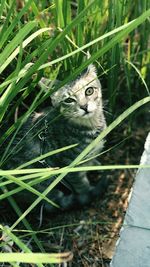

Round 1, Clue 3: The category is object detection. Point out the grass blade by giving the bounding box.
[0,0,33,48]
[0,225,44,267]
[0,27,52,74]
[0,252,73,264]
[0,21,37,74]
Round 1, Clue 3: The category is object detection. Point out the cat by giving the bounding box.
[1,64,107,212]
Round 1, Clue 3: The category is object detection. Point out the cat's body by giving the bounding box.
[2,65,107,212]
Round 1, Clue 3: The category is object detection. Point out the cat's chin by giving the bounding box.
[82,112,94,118]
[70,112,94,120]
[69,111,99,129]
[74,109,95,118]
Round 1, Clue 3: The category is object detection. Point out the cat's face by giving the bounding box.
[39,65,103,124]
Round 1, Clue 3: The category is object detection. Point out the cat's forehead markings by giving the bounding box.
[69,82,85,96]
[71,76,97,95]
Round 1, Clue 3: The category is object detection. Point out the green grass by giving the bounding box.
[0,0,150,265]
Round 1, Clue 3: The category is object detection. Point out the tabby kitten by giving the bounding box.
[3,64,107,212]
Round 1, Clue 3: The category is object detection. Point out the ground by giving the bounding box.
[1,118,149,267]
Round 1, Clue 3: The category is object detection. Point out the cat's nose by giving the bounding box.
[80,104,88,113]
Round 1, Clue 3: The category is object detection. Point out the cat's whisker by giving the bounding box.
[103,108,113,116]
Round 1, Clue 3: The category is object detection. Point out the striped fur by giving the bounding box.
[3,65,107,212]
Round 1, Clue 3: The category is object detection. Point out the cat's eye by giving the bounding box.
[64,97,76,104]
[85,87,94,96]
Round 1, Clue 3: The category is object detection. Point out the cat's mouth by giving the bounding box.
[82,110,93,118]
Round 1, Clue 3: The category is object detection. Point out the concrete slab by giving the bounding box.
[110,132,150,267]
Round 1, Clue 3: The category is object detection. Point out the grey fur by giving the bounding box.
[2,65,107,212]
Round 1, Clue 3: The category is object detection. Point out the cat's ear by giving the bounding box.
[38,77,61,107]
[84,52,97,76]
[38,77,52,91]
[38,78,59,92]
[86,64,97,75]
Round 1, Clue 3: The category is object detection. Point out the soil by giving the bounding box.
[0,119,149,267]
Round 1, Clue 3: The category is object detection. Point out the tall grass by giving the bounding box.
[0,0,150,265]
